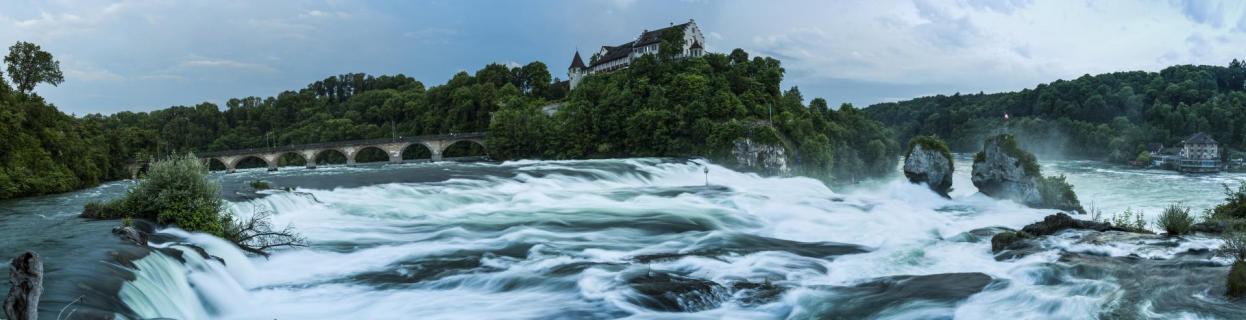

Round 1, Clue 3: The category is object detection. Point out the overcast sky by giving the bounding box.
[2,0,1244,115]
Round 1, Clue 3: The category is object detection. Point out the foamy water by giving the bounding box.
[108,158,1246,319]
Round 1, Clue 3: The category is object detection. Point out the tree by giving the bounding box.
[4,41,64,94]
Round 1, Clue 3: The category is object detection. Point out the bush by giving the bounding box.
[249,180,271,190]
[1109,208,1148,232]
[1229,260,1246,298]
[1211,183,1246,220]
[81,153,304,255]
[1220,230,1246,261]
[1156,203,1195,236]
[81,153,228,237]
[1037,175,1081,212]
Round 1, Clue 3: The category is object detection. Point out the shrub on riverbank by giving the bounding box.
[1157,203,1195,236]
[82,153,228,236]
[82,153,303,255]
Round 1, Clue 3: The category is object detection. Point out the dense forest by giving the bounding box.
[865,62,1246,162]
[489,48,898,181]
[0,38,900,201]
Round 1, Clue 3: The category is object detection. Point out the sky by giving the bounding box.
[1,0,1245,115]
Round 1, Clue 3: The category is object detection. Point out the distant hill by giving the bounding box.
[863,62,1246,162]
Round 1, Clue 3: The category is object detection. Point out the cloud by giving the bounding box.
[179,57,277,73]
[404,27,460,44]
[62,62,124,82]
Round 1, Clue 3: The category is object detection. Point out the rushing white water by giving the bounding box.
[111,158,1242,319]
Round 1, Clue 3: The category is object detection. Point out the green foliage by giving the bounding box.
[82,153,230,237]
[864,63,1246,163]
[4,41,64,94]
[1220,230,1246,261]
[994,134,1041,176]
[906,135,953,171]
[503,50,898,183]
[1109,208,1148,232]
[249,180,271,190]
[1156,203,1194,235]
[1037,174,1081,210]
[1212,183,1246,220]
[1135,150,1152,164]
[1229,260,1246,298]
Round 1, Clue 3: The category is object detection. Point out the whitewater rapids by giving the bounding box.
[110,158,1240,319]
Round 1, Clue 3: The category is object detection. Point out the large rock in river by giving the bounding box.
[4,251,42,320]
[971,134,1084,213]
[903,136,954,197]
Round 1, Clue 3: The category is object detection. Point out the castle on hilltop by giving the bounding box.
[567,19,706,89]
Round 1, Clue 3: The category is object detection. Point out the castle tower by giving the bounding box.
[568,50,587,90]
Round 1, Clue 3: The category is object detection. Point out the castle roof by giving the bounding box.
[1184,132,1217,145]
[569,51,586,70]
[593,41,635,67]
[635,22,692,46]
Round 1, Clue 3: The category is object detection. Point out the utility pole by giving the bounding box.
[768,103,773,125]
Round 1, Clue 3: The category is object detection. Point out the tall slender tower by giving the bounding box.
[568,51,587,90]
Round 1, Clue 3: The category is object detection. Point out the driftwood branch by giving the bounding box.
[225,211,305,257]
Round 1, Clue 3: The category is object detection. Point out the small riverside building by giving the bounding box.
[1178,132,1221,173]
[567,19,706,89]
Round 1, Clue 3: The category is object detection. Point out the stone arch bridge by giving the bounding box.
[195,132,487,173]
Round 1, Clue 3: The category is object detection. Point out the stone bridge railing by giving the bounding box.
[196,132,486,173]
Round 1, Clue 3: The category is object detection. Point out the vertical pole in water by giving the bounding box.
[704,166,709,186]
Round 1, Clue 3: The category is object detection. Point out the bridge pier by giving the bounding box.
[431,151,443,162]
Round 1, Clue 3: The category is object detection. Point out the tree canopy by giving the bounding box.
[4,41,64,94]
[865,62,1246,162]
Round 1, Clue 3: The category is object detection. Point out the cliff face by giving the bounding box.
[971,135,1084,213]
[904,142,953,197]
[731,138,789,175]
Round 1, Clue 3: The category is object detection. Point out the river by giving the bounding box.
[1,156,1244,319]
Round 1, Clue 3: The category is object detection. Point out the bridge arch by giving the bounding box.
[274,151,308,168]
[401,143,436,161]
[439,139,488,159]
[228,155,274,172]
[205,158,228,172]
[352,146,392,164]
[312,149,349,166]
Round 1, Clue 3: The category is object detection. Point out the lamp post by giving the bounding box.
[703,165,709,186]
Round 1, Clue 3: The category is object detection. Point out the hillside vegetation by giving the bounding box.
[865,62,1246,161]
[0,39,902,201]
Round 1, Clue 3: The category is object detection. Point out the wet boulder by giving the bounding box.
[798,273,995,318]
[990,231,1033,252]
[971,134,1084,213]
[627,272,728,312]
[112,225,149,245]
[4,251,43,320]
[903,136,954,197]
[1020,213,1127,236]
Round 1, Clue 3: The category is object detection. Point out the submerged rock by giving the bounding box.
[971,134,1084,213]
[627,272,729,312]
[798,272,995,318]
[4,251,43,320]
[903,136,954,197]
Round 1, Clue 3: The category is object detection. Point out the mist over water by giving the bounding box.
[5,157,1246,319]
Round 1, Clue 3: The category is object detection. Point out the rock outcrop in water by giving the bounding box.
[903,136,954,197]
[731,138,789,175]
[971,134,1084,213]
[4,251,43,320]
[991,213,1145,259]
[797,272,994,318]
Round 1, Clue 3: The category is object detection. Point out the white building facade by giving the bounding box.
[568,19,706,90]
